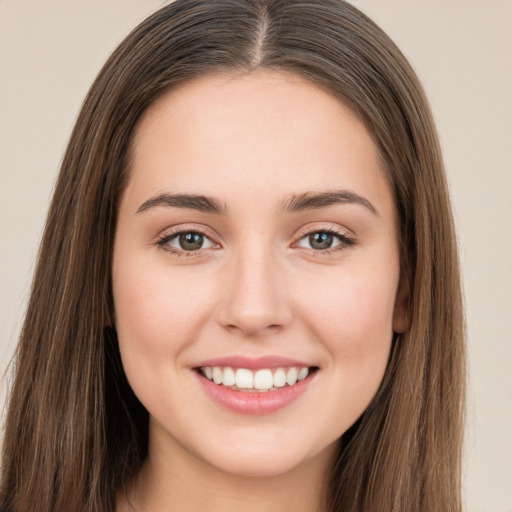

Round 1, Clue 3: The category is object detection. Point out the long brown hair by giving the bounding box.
[1,1,465,510]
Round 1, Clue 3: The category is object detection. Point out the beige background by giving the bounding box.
[1,1,511,510]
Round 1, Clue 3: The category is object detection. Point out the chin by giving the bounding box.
[183,426,338,480]
[209,451,304,479]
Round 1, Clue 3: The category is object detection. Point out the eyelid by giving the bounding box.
[154,222,356,257]
[156,223,221,243]
[293,222,355,241]
[291,222,357,253]
[155,223,222,255]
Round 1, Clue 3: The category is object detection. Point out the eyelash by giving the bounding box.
[156,227,216,257]
[156,226,356,257]
[295,227,356,255]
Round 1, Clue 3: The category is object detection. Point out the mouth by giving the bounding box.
[196,365,318,392]
[192,356,319,414]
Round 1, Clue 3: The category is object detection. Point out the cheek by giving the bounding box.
[112,256,217,364]
[296,263,398,376]
[292,267,398,429]
[300,263,397,334]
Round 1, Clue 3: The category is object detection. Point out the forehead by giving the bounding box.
[124,70,394,219]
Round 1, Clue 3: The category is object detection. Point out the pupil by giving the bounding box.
[309,232,333,250]
[179,232,203,250]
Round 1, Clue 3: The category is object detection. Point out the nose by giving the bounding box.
[215,242,293,338]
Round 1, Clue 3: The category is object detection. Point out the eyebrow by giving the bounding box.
[136,193,227,215]
[136,189,378,216]
[280,190,379,216]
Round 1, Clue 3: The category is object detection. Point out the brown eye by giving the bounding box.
[296,229,354,253]
[158,230,215,253]
[179,232,205,251]
[308,232,334,250]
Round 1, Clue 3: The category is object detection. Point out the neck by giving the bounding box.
[118,424,337,512]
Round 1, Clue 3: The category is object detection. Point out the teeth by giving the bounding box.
[223,367,236,386]
[254,369,273,390]
[235,368,253,389]
[212,367,223,385]
[273,368,286,387]
[297,367,309,381]
[286,367,298,386]
[200,366,312,391]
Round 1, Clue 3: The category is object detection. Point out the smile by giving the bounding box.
[194,359,319,414]
[198,366,314,391]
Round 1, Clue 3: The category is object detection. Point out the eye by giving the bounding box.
[296,229,355,252]
[157,230,215,253]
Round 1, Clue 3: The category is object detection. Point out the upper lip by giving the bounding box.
[193,355,316,370]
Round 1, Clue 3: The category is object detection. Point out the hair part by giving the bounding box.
[1,1,465,511]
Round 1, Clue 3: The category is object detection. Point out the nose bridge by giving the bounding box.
[216,235,291,336]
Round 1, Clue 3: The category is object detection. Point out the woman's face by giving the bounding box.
[113,71,406,478]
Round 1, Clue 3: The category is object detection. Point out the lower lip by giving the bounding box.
[195,371,315,414]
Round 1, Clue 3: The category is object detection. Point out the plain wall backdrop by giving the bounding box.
[1,1,511,511]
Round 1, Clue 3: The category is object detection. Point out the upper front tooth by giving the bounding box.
[203,366,310,388]
[254,369,273,390]
[273,368,287,387]
[235,368,254,389]
[222,367,236,386]
[212,367,223,384]
[286,367,298,386]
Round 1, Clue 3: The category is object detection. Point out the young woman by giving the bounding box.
[0,1,465,511]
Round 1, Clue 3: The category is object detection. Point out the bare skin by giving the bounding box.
[117,423,335,511]
[113,70,406,511]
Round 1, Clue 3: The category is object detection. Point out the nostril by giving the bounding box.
[222,321,283,337]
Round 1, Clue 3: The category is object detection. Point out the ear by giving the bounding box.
[393,273,410,333]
